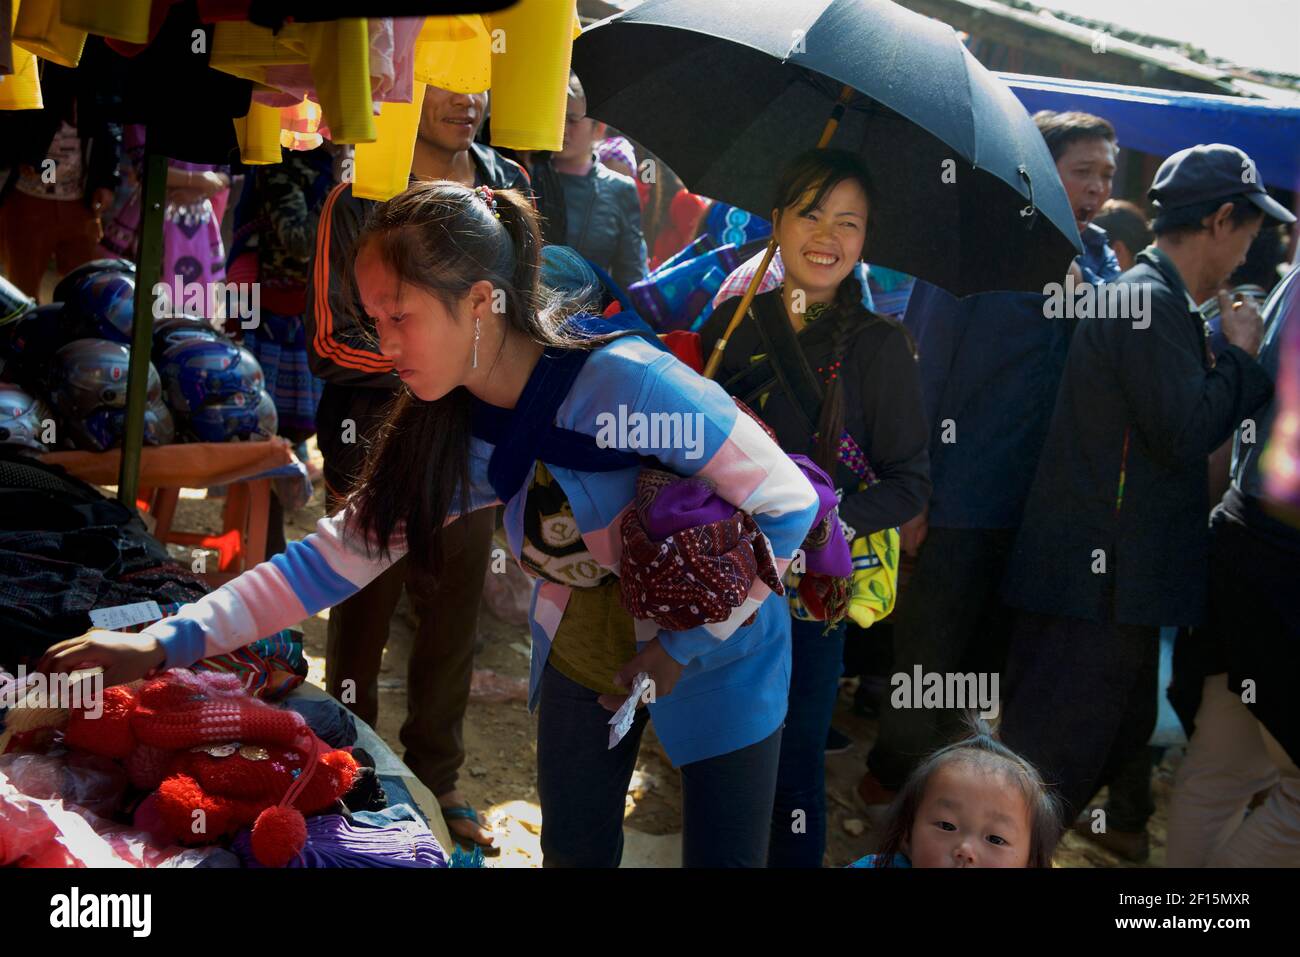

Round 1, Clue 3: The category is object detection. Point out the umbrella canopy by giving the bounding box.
[573,0,1083,297]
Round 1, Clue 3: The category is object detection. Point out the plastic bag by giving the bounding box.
[0,751,128,818]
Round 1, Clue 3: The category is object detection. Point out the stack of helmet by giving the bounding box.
[0,257,277,453]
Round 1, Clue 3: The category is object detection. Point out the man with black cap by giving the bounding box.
[997,143,1295,826]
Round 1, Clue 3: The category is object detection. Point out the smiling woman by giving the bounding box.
[698,147,931,867]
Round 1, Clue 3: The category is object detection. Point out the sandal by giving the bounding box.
[441,803,500,856]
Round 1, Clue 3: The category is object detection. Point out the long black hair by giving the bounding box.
[343,181,598,574]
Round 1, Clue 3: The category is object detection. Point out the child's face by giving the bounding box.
[905,763,1033,868]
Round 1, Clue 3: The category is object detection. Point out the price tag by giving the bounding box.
[89,600,164,630]
[607,671,652,749]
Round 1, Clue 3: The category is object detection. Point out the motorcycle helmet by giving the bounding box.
[73,394,175,451]
[0,303,69,369]
[50,339,161,419]
[0,274,36,327]
[53,258,136,304]
[186,388,277,442]
[67,271,136,343]
[160,337,264,413]
[0,382,55,451]
[151,314,223,363]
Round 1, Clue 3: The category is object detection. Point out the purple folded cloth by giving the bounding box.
[788,454,852,577]
[232,812,446,868]
[638,474,736,541]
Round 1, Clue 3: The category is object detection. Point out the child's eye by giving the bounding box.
[935,821,956,832]
[986,834,1008,846]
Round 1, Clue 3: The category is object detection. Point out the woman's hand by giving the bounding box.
[37,630,167,688]
[598,637,685,712]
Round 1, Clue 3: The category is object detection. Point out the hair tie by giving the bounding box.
[472,184,501,220]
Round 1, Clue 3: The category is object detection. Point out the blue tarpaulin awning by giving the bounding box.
[998,72,1300,194]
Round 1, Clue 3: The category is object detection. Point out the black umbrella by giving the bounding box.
[573,0,1082,305]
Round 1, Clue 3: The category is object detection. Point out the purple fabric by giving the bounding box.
[788,454,852,577]
[232,812,446,868]
[639,475,736,541]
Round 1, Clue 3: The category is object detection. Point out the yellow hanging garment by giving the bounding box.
[484,0,578,151]
[352,81,427,201]
[301,19,375,144]
[0,3,43,112]
[57,0,151,44]
[232,100,284,166]
[209,20,308,87]
[210,20,307,70]
[14,0,86,68]
[413,14,490,94]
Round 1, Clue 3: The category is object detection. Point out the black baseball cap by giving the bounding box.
[1149,144,1295,224]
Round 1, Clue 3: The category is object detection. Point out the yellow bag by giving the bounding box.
[847,526,899,628]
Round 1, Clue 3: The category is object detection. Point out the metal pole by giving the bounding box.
[116,138,168,509]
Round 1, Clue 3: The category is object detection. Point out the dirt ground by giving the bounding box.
[167,439,1174,868]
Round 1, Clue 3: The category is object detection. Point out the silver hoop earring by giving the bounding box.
[472,315,481,369]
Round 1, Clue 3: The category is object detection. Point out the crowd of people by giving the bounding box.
[17,61,1298,868]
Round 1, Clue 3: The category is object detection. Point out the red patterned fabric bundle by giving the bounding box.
[619,469,784,631]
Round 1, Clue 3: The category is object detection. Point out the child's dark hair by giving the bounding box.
[343,180,602,574]
[770,149,909,473]
[871,716,1063,868]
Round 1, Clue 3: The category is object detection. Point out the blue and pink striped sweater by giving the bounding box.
[142,336,820,765]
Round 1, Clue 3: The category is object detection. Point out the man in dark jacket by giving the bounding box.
[1166,263,1300,867]
[860,111,1121,803]
[305,83,530,853]
[529,73,647,293]
[998,144,1293,824]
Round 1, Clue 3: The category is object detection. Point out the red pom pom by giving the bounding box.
[251,805,307,867]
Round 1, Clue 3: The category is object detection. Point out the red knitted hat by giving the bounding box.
[130,670,308,751]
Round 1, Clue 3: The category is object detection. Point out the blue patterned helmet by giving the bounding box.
[74,394,175,451]
[151,314,223,363]
[67,271,137,343]
[0,382,55,451]
[185,388,277,442]
[159,338,264,413]
[53,258,136,305]
[0,303,70,368]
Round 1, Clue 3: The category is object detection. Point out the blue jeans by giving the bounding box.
[768,617,847,867]
[536,662,783,867]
